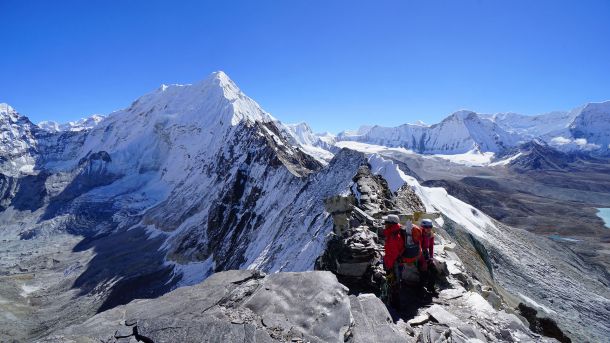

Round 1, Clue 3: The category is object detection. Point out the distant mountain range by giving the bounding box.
[281,101,610,160]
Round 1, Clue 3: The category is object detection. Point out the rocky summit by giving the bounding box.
[41,270,409,343]
[39,268,552,343]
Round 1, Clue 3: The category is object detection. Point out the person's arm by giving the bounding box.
[429,236,434,259]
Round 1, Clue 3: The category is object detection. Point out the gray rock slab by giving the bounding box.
[243,271,351,343]
[456,324,487,341]
[426,304,461,326]
[136,317,271,343]
[349,293,412,342]
[438,288,465,301]
[43,270,415,343]
[407,313,430,326]
[420,324,452,343]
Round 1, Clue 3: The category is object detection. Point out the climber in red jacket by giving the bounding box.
[382,214,404,308]
[382,214,404,270]
[420,219,434,263]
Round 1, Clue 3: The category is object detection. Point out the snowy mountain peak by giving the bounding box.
[443,110,478,122]
[287,121,312,131]
[576,100,610,116]
[567,100,610,152]
[0,103,17,119]
[409,120,429,127]
[284,122,336,163]
[0,103,40,176]
[0,102,14,113]
[0,103,35,127]
[38,114,105,132]
[195,70,242,101]
[286,122,316,145]
[339,125,374,137]
[121,71,274,128]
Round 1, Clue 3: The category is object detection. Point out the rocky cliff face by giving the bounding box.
[0,103,41,175]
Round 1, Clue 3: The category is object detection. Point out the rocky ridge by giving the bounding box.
[41,228,557,343]
[315,161,567,342]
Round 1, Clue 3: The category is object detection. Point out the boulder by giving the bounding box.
[426,305,461,326]
[349,294,413,342]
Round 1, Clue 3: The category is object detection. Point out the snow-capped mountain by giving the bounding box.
[38,114,105,133]
[3,72,349,270]
[338,124,375,137]
[0,72,373,339]
[0,103,41,175]
[484,101,610,155]
[336,110,522,154]
[483,110,579,138]
[284,122,336,162]
[566,101,610,153]
[332,101,610,157]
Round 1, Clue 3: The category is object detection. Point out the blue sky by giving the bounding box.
[1,0,609,133]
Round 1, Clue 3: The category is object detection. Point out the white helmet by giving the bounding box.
[383,214,400,224]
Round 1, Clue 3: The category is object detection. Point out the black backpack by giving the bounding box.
[401,227,421,264]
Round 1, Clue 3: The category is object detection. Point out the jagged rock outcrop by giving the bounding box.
[316,209,556,342]
[508,141,575,171]
[518,303,572,343]
[315,155,584,342]
[316,162,426,292]
[351,164,395,217]
[315,195,385,292]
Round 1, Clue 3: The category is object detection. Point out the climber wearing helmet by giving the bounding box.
[381,214,404,271]
[418,218,437,293]
[381,214,404,308]
[420,219,434,263]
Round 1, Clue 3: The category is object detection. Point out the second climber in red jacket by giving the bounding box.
[418,218,436,293]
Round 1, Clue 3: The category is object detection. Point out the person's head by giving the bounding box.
[383,214,399,226]
[421,219,433,235]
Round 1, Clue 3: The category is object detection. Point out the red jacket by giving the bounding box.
[383,223,404,269]
[420,233,434,260]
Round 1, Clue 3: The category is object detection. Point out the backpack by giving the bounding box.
[401,224,422,264]
[411,225,423,245]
